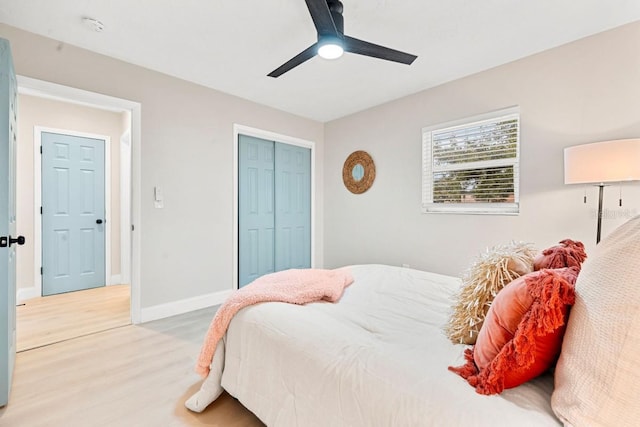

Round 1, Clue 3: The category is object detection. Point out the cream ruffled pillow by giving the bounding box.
[445,241,536,345]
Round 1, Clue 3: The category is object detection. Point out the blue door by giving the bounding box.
[275,143,311,271]
[238,135,276,286]
[41,132,106,296]
[238,134,311,287]
[0,38,18,407]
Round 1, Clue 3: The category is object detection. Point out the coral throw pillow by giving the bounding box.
[449,267,579,394]
[533,239,587,270]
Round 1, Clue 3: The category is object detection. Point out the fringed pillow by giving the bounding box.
[445,241,536,345]
[449,267,579,395]
[534,239,587,270]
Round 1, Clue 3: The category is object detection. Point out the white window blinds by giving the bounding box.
[422,108,520,214]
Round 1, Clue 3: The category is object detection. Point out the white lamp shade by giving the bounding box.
[564,138,640,184]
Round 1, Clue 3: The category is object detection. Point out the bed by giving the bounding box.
[188,264,561,426]
[189,215,640,426]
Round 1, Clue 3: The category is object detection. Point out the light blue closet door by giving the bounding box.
[0,37,17,407]
[238,135,276,287]
[238,135,311,287]
[275,143,311,271]
[41,132,106,296]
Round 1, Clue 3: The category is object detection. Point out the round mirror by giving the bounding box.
[342,151,375,194]
[352,164,365,182]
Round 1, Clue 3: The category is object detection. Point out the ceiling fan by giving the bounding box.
[268,0,417,78]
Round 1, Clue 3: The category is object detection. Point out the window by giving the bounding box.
[422,107,520,214]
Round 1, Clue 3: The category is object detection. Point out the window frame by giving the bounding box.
[421,107,520,215]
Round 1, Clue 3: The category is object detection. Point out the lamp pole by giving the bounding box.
[596,184,605,244]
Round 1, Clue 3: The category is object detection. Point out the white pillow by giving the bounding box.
[552,215,640,426]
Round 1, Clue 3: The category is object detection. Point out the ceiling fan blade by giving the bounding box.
[305,0,339,36]
[268,44,318,78]
[343,36,417,65]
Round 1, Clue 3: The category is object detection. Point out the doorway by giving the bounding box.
[16,97,128,351]
[14,76,141,352]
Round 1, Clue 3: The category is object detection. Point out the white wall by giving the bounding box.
[323,22,640,277]
[0,24,324,312]
[16,94,126,294]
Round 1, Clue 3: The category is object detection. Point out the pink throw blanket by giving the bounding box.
[195,268,354,377]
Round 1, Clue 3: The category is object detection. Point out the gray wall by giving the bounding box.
[323,21,640,277]
[0,23,325,309]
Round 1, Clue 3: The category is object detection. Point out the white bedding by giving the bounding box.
[209,264,561,426]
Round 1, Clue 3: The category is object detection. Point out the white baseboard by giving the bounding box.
[109,275,123,285]
[139,289,232,323]
[17,286,40,304]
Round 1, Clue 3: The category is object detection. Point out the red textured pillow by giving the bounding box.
[449,267,579,394]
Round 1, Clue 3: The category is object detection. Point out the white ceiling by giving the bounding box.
[1,1,639,122]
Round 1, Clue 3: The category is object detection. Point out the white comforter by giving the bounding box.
[203,264,561,426]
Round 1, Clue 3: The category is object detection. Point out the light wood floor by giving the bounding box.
[0,307,265,427]
[17,284,131,352]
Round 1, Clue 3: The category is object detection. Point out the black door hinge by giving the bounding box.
[40,146,42,154]
[40,206,43,215]
[40,267,43,275]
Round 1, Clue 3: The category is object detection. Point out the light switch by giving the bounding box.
[154,186,164,209]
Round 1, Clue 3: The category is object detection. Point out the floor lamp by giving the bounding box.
[564,138,640,244]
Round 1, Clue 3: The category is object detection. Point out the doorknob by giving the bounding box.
[96,219,103,224]
[9,235,25,247]
[1,235,25,248]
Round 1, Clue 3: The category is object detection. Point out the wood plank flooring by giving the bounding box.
[17,284,131,352]
[0,307,265,427]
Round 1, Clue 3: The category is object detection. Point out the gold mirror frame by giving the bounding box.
[342,150,376,194]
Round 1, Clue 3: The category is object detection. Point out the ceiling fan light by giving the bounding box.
[318,42,343,60]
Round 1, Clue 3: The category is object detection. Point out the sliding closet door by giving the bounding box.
[275,143,311,271]
[238,135,276,287]
[238,134,311,288]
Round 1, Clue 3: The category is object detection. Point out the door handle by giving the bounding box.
[1,235,25,248]
[96,219,104,224]
[9,235,25,247]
